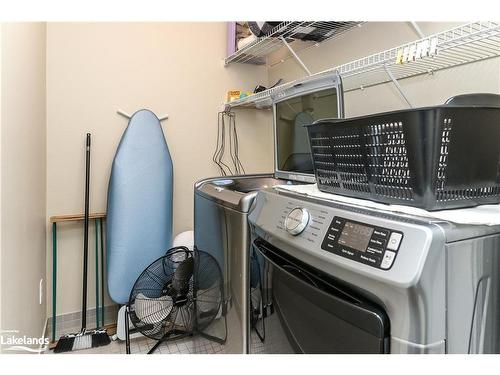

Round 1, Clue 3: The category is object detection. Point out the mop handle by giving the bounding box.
[82,133,91,331]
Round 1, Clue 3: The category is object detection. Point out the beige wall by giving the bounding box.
[46,23,273,316]
[268,22,500,117]
[0,23,47,351]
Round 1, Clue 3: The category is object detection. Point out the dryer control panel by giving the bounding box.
[321,216,403,270]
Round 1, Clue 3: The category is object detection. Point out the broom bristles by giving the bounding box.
[53,329,110,353]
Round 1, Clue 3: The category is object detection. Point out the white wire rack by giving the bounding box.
[226,21,500,109]
[225,21,363,66]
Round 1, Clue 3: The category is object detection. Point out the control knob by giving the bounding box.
[285,208,310,235]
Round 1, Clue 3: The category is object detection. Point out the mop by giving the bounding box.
[54,134,111,353]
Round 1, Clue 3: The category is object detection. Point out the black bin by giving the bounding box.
[306,106,500,211]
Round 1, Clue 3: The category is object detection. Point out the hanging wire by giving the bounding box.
[232,113,245,174]
[228,113,237,174]
[212,112,224,175]
[228,112,245,175]
[212,112,231,175]
[220,113,234,174]
[212,110,245,176]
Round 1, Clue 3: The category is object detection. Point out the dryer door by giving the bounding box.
[249,238,390,354]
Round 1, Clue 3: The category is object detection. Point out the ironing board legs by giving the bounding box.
[51,222,57,343]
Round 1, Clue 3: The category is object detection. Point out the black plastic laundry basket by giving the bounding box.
[306,106,500,211]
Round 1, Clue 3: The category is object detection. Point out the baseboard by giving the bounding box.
[39,318,48,354]
[46,304,120,339]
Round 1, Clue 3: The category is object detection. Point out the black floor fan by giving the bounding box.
[125,246,226,354]
[54,134,111,353]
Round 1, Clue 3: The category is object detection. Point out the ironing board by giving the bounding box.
[106,109,173,305]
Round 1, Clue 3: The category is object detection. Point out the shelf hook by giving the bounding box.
[117,109,169,122]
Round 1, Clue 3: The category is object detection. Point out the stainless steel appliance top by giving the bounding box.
[194,173,298,212]
[266,187,500,242]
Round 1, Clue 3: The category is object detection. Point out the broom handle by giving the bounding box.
[82,133,91,331]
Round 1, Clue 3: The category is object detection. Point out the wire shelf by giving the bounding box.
[225,21,364,66]
[226,21,500,109]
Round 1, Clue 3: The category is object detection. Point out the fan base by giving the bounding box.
[147,330,193,354]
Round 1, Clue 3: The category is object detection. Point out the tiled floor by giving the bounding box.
[45,312,229,355]
[45,333,226,354]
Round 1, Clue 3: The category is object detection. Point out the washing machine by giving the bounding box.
[247,187,500,353]
[193,74,345,352]
[194,174,297,352]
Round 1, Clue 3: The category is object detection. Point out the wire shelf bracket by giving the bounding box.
[384,64,413,108]
[279,36,312,76]
[410,22,426,39]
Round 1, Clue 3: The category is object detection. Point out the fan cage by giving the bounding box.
[128,247,224,342]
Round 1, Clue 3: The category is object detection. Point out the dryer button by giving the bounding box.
[387,232,403,251]
[373,229,389,238]
[381,251,396,269]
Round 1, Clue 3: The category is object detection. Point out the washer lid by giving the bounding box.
[194,174,293,212]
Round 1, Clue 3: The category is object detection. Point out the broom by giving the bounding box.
[54,134,111,353]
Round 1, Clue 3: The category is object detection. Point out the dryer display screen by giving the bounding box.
[338,222,374,252]
[321,216,403,270]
